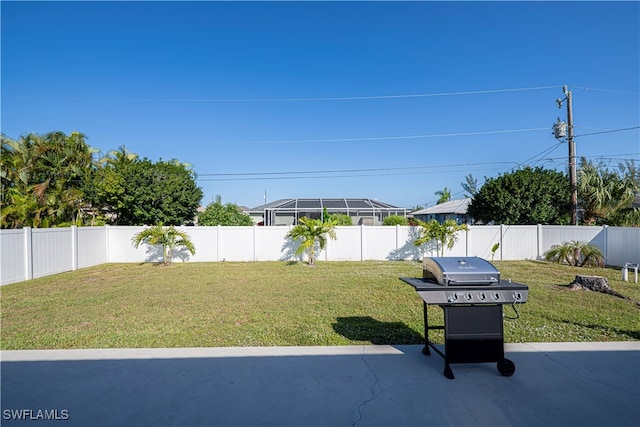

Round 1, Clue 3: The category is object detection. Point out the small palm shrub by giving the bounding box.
[414,219,468,257]
[544,240,604,267]
[132,224,196,266]
[285,217,337,265]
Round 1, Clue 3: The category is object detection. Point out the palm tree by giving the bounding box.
[578,158,638,225]
[131,224,196,266]
[1,131,96,228]
[100,145,138,168]
[461,173,479,197]
[544,240,604,267]
[435,187,452,205]
[285,217,337,265]
[414,219,468,257]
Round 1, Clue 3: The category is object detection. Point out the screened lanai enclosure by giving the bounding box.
[247,198,408,226]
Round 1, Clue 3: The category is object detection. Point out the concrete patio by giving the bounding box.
[1,342,639,426]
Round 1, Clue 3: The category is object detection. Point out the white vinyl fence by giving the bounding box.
[1,225,639,286]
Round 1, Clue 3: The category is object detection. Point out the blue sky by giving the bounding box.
[2,1,639,210]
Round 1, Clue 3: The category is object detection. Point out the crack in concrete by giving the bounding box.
[352,346,381,427]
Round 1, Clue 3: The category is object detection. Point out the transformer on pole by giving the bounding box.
[552,85,577,225]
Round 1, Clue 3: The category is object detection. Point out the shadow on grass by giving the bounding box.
[541,313,640,340]
[559,319,640,341]
[332,316,424,345]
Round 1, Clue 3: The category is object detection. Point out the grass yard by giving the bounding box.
[1,260,638,350]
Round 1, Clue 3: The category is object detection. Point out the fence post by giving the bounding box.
[500,224,505,261]
[24,227,33,281]
[537,224,543,260]
[603,225,608,265]
[105,225,110,263]
[71,226,78,271]
[465,227,469,257]
[361,225,366,261]
[217,225,221,262]
[253,225,257,262]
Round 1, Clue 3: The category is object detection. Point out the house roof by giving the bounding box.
[247,198,405,213]
[412,198,471,215]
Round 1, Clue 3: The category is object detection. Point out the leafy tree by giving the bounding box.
[198,195,253,226]
[383,215,408,226]
[321,207,352,225]
[87,158,203,225]
[285,217,337,265]
[544,240,604,267]
[435,187,452,204]
[414,219,468,256]
[132,224,196,266]
[468,167,571,225]
[1,131,96,228]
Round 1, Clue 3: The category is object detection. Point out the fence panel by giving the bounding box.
[326,227,362,261]
[256,226,291,261]
[540,225,605,259]
[501,226,539,260]
[32,228,72,279]
[1,230,27,285]
[467,226,502,259]
[367,226,405,261]
[218,227,254,261]
[188,226,219,262]
[77,227,108,268]
[606,227,640,267]
[107,226,148,263]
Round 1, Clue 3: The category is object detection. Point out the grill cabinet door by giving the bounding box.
[444,305,504,363]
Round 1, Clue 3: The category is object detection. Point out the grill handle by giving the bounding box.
[445,278,499,285]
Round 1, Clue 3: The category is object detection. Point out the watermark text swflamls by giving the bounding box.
[3,409,70,421]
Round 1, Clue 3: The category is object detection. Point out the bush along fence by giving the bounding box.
[1,224,639,286]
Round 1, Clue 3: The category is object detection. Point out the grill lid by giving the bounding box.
[423,257,500,286]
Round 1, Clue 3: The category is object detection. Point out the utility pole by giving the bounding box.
[553,85,578,225]
[565,86,577,226]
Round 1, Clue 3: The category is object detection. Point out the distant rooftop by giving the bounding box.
[248,198,404,212]
[412,198,471,215]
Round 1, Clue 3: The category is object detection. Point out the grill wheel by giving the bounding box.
[497,358,516,376]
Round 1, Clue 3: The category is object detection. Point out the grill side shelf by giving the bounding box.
[399,277,528,305]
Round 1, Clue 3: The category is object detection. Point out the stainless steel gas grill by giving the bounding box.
[400,257,528,379]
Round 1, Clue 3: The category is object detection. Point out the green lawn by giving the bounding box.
[1,261,638,350]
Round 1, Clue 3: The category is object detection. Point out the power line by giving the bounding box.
[198,161,518,177]
[203,125,637,146]
[211,127,550,145]
[572,87,640,96]
[197,167,507,182]
[574,126,640,138]
[518,142,564,167]
[4,85,563,103]
[196,153,639,182]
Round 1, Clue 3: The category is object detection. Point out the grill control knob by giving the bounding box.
[492,292,501,301]
[478,292,486,301]
[465,292,473,301]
